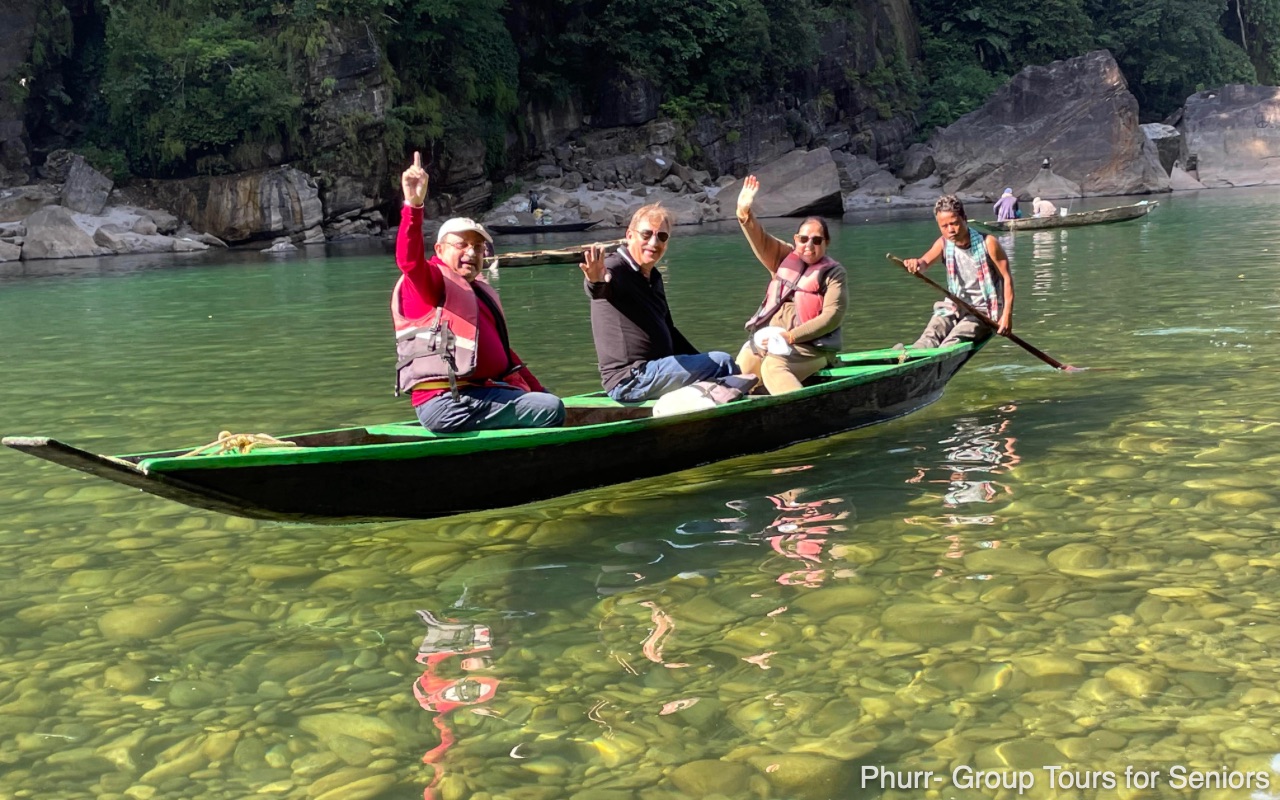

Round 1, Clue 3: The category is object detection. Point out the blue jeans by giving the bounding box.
[415,386,565,433]
[607,352,738,403]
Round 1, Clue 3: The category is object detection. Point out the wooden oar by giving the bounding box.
[886,253,1083,372]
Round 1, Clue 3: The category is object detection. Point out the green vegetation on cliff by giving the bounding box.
[19,0,1280,183]
[915,0,1265,126]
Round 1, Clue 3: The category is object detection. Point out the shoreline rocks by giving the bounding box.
[7,52,1280,260]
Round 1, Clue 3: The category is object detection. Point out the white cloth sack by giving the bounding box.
[752,326,793,356]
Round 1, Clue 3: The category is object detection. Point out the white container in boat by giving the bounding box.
[1060,207,1069,216]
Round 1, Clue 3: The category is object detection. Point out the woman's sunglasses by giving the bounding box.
[796,234,825,246]
[635,229,670,243]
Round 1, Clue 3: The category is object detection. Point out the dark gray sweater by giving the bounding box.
[584,249,697,390]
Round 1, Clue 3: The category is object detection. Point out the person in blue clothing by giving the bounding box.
[993,188,1020,221]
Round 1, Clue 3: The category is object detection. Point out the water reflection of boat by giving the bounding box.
[601,478,859,594]
[5,341,985,523]
[901,405,1022,576]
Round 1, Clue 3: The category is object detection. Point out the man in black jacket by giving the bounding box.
[580,204,737,402]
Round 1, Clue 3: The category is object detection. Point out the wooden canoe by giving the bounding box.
[485,240,622,268]
[488,221,600,234]
[979,201,1158,232]
[3,342,984,524]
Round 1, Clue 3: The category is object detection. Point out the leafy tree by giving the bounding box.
[911,0,1096,127]
[1221,0,1280,82]
[1087,0,1255,116]
[101,3,300,174]
[384,0,519,171]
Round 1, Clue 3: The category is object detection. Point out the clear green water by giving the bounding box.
[2,190,1279,800]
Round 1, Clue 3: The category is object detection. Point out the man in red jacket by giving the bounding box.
[394,152,565,433]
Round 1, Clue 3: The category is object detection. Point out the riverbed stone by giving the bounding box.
[1103,665,1166,699]
[881,603,982,643]
[98,602,191,640]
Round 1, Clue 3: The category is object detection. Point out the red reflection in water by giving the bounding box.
[761,488,856,588]
[413,610,499,800]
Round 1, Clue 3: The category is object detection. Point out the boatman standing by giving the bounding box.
[394,152,565,433]
[902,195,1015,349]
[993,188,1020,221]
[580,204,740,402]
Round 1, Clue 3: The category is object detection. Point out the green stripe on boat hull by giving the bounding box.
[4,342,981,523]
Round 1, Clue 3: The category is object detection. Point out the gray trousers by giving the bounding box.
[911,302,994,349]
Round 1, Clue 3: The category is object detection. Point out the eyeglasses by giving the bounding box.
[443,239,486,253]
[634,229,670,243]
[795,235,825,246]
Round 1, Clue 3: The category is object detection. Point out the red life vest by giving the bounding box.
[744,251,843,350]
[391,261,511,396]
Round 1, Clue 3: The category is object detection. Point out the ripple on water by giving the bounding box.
[5,190,1280,797]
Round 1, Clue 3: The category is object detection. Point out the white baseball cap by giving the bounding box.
[436,218,493,245]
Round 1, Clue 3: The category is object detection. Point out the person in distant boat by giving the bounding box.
[394,152,565,433]
[993,187,1020,221]
[732,175,848,395]
[580,203,739,402]
[902,194,1014,348]
[1032,196,1057,217]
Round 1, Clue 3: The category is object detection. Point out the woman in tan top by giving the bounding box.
[734,175,848,395]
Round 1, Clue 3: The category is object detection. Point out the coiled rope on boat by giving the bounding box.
[178,431,299,457]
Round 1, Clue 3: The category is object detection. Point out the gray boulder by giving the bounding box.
[929,50,1169,197]
[131,216,159,236]
[61,155,114,215]
[22,206,102,260]
[320,175,379,219]
[1180,85,1280,187]
[1140,123,1186,176]
[637,154,673,185]
[1168,162,1207,190]
[38,149,79,183]
[0,240,19,262]
[0,184,59,223]
[143,208,179,234]
[661,196,706,226]
[714,148,843,220]
[853,170,904,196]
[149,166,323,243]
[831,152,882,192]
[899,144,936,182]
[93,226,202,254]
[1021,167,1083,200]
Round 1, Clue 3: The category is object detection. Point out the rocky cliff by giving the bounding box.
[0,0,39,188]
[1180,85,1280,187]
[927,51,1169,198]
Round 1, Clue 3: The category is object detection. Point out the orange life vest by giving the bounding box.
[744,251,843,350]
[391,263,508,396]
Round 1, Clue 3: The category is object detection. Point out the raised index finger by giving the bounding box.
[413,151,422,169]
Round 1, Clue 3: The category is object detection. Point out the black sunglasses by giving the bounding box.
[796,234,825,246]
[635,229,670,243]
